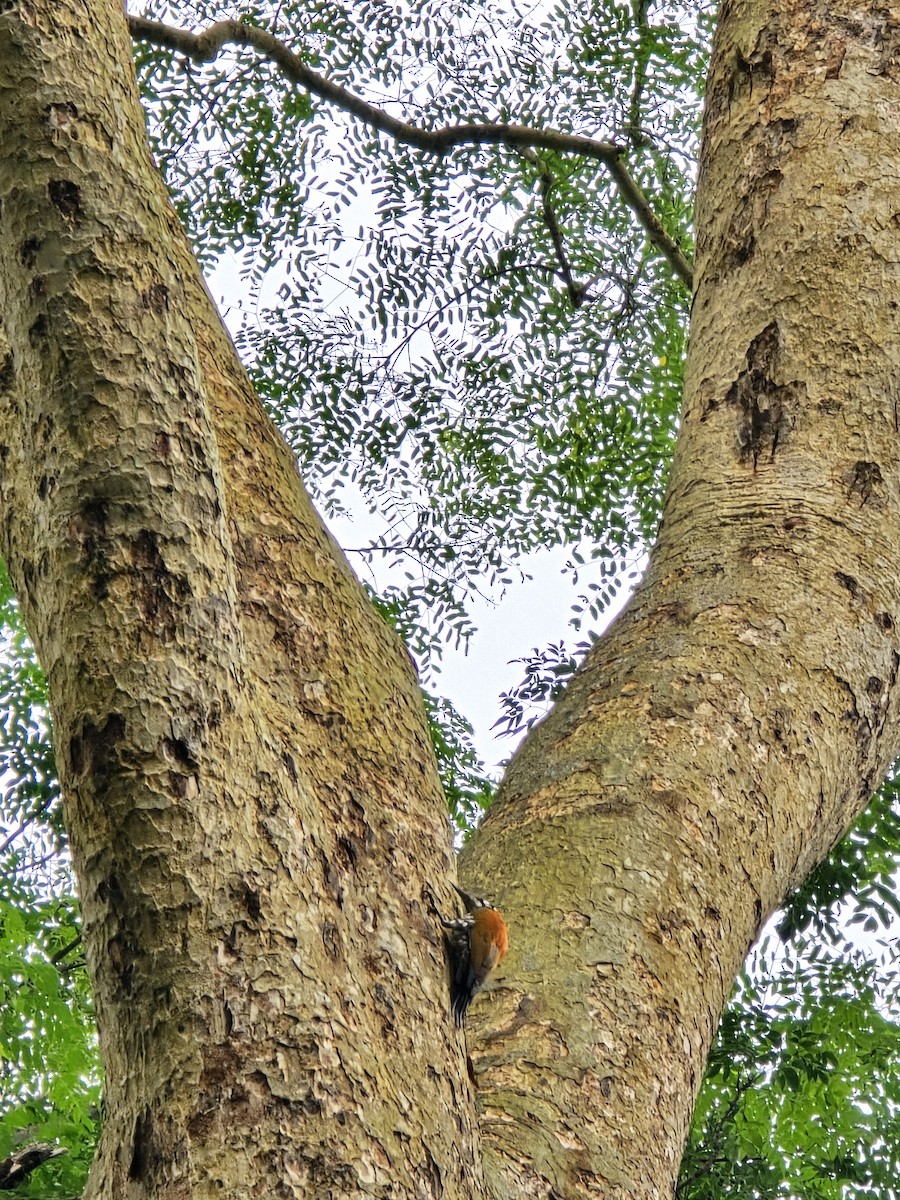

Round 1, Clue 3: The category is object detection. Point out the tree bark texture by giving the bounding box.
[461,1,900,1196]
[0,2,482,1198]
[2,1,900,1200]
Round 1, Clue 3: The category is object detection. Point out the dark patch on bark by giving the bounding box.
[47,178,83,221]
[835,571,859,598]
[818,395,843,416]
[38,475,56,500]
[875,611,894,632]
[834,675,862,726]
[326,795,376,892]
[726,230,756,270]
[154,430,171,459]
[19,237,40,268]
[29,276,45,301]
[241,880,262,922]
[0,351,13,392]
[35,411,54,446]
[725,323,798,467]
[142,283,170,314]
[848,459,884,504]
[871,9,900,78]
[97,874,124,908]
[129,1108,156,1181]
[321,920,342,960]
[130,529,190,636]
[825,43,846,79]
[68,713,125,779]
[28,314,47,345]
[729,42,775,107]
[866,676,883,695]
[167,770,196,800]
[281,750,298,782]
[162,735,199,771]
[71,494,108,537]
[772,707,791,744]
[106,933,136,995]
[420,1141,443,1197]
[199,1042,242,1091]
[186,1106,214,1141]
[321,850,343,906]
[20,557,36,602]
[69,497,111,598]
[718,192,758,274]
[373,982,396,1034]
[45,100,79,128]
[336,835,360,869]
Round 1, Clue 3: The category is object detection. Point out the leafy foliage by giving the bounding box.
[680,774,900,1200]
[680,931,900,1200]
[778,774,900,943]
[132,0,705,668]
[0,566,99,1196]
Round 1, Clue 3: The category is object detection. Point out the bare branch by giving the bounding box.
[50,932,83,965]
[0,1144,67,1190]
[127,14,694,288]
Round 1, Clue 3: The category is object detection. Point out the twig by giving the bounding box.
[627,0,653,148]
[0,794,55,855]
[518,148,585,307]
[50,933,82,965]
[127,14,693,288]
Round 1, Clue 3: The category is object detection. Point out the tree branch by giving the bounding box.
[127,14,694,289]
[50,931,82,965]
[518,147,586,308]
[0,1144,67,1190]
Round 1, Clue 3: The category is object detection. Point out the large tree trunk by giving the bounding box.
[1,1,899,1199]
[462,2,900,1194]
[0,3,479,1197]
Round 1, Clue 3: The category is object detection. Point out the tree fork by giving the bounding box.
[2,1,900,1199]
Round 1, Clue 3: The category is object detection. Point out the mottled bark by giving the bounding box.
[463,1,900,1196]
[1,1,900,1199]
[0,2,479,1198]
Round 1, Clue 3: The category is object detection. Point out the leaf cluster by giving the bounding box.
[681,775,900,1200]
[0,567,99,1197]
[132,0,707,663]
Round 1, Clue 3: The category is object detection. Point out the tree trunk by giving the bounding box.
[0,3,480,1197]
[462,1,900,1194]
[1,1,899,1199]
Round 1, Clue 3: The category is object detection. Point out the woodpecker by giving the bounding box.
[440,884,509,1026]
